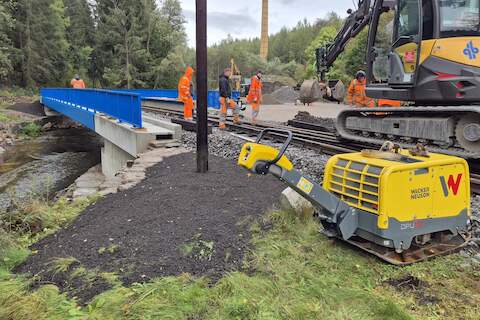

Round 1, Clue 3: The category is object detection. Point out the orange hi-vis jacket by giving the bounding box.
[178,66,194,119]
[247,76,262,104]
[347,78,374,107]
[71,79,86,89]
[178,66,194,100]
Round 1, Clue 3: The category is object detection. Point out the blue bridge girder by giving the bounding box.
[40,88,241,131]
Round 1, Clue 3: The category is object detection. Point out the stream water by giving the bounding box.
[0,128,102,211]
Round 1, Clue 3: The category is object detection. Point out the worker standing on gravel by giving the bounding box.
[178,66,195,121]
[346,71,374,107]
[247,70,263,124]
[70,74,86,89]
[219,68,241,129]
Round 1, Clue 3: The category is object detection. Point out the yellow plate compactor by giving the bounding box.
[238,129,471,265]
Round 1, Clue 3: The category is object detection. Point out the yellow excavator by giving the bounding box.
[317,0,480,158]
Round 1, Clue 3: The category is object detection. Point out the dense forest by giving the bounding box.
[0,0,367,90]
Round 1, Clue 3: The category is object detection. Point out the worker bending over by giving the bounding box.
[71,74,86,89]
[247,70,263,124]
[219,68,241,129]
[347,71,374,107]
[178,66,195,121]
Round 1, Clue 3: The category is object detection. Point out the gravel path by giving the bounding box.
[17,153,284,303]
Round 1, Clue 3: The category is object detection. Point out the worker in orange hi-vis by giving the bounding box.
[247,70,263,124]
[178,66,195,121]
[219,68,241,129]
[70,74,86,89]
[346,70,374,107]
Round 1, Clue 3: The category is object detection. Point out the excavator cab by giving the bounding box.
[366,0,480,103]
[319,0,480,157]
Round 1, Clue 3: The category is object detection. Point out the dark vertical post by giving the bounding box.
[196,0,208,172]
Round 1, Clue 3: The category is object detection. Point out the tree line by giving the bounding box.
[208,12,368,87]
[0,1,368,90]
[0,0,190,89]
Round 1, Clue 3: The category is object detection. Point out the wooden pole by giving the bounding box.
[196,0,208,172]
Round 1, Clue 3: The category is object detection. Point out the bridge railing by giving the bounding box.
[114,89,241,110]
[41,88,143,129]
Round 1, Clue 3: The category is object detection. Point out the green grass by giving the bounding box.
[0,206,479,319]
[0,111,20,123]
[0,87,38,98]
[19,122,42,139]
[48,257,80,275]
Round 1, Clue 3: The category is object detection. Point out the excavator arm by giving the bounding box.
[316,0,372,79]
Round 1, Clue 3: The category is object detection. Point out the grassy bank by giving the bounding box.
[0,202,478,320]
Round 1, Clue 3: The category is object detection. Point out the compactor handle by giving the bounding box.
[255,129,293,173]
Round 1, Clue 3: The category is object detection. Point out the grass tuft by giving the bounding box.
[19,122,42,139]
[48,257,80,275]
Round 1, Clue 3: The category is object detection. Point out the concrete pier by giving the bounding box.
[94,114,181,178]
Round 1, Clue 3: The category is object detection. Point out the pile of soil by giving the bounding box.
[293,111,336,132]
[7,101,45,117]
[17,153,284,302]
[271,86,299,104]
[261,94,281,105]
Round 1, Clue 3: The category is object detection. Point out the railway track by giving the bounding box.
[143,104,480,195]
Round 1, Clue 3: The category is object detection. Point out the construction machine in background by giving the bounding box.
[239,129,471,264]
[316,0,480,158]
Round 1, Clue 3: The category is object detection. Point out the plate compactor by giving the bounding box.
[238,129,471,265]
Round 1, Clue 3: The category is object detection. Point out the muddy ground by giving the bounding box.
[17,153,284,302]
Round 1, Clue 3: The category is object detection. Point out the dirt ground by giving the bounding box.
[17,153,284,302]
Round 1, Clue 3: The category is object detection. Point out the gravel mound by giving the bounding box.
[261,94,281,105]
[17,152,284,303]
[293,111,336,132]
[271,86,299,104]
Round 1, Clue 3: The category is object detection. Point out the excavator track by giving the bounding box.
[337,106,480,159]
[342,231,471,265]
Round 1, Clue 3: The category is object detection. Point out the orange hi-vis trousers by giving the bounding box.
[182,96,194,120]
[219,97,239,124]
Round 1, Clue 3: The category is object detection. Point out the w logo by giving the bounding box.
[440,174,463,197]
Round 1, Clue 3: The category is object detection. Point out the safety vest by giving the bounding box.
[71,79,85,89]
[347,79,374,107]
[247,76,262,103]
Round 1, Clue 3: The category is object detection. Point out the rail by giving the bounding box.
[41,88,143,129]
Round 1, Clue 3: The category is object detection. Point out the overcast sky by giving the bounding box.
[179,0,354,47]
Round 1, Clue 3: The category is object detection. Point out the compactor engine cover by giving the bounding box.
[322,150,470,253]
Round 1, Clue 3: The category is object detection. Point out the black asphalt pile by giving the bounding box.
[17,153,284,302]
[7,100,46,116]
[293,111,336,132]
